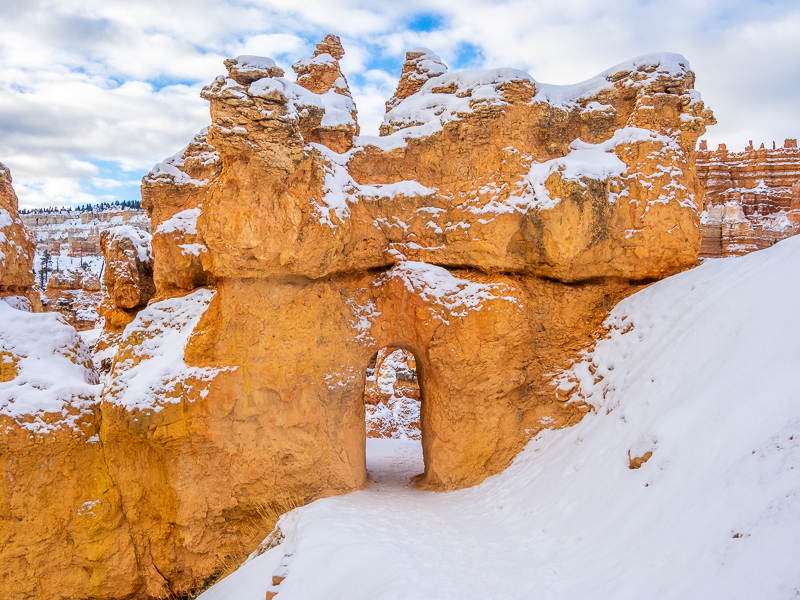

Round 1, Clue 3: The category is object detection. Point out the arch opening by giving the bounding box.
[363,347,424,485]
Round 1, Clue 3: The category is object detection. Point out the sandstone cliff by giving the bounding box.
[697,139,800,256]
[1,37,714,599]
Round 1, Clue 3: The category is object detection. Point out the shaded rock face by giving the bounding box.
[0,163,36,303]
[696,139,800,256]
[1,38,714,599]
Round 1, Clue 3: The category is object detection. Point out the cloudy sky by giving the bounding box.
[1,0,798,209]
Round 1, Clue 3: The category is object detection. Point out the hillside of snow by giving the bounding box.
[200,235,800,600]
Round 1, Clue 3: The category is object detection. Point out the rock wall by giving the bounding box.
[0,37,714,599]
[696,139,800,256]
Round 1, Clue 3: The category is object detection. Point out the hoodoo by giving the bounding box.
[696,139,800,256]
[1,35,714,598]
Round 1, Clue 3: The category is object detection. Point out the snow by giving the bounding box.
[0,208,12,229]
[309,143,434,227]
[146,129,216,187]
[511,127,677,211]
[155,207,200,236]
[388,261,521,323]
[104,289,232,413]
[1,295,32,311]
[404,48,447,82]
[247,75,356,129]
[0,302,100,433]
[231,55,279,73]
[105,225,152,263]
[534,52,692,111]
[377,68,531,148]
[292,52,336,70]
[371,52,695,153]
[201,235,800,599]
[179,243,207,256]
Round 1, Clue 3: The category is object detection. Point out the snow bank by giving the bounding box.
[201,235,800,600]
[104,289,231,413]
[0,302,100,434]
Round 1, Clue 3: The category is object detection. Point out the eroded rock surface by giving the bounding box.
[697,139,800,256]
[43,268,103,330]
[0,301,140,600]
[1,38,714,599]
[98,226,155,331]
[0,163,37,306]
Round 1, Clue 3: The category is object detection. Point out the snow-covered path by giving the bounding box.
[201,236,800,600]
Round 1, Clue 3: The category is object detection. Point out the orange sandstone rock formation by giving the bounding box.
[43,268,103,330]
[1,39,714,599]
[100,43,711,596]
[696,139,800,256]
[98,226,155,331]
[0,163,38,309]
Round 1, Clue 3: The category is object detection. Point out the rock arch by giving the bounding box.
[1,35,715,599]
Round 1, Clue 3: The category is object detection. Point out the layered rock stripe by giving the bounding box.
[696,139,800,257]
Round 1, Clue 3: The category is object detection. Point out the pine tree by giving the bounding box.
[39,249,52,287]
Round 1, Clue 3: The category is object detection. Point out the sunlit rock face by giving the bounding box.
[696,139,800,257]
[0,34,714,599]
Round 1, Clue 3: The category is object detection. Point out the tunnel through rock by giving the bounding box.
[364,347,421,440]
[364,347,424,483]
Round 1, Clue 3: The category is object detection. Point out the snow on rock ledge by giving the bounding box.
[0,301,100,435]
[104,288,232,413]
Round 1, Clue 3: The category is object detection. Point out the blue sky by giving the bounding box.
[1,0,799,209]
